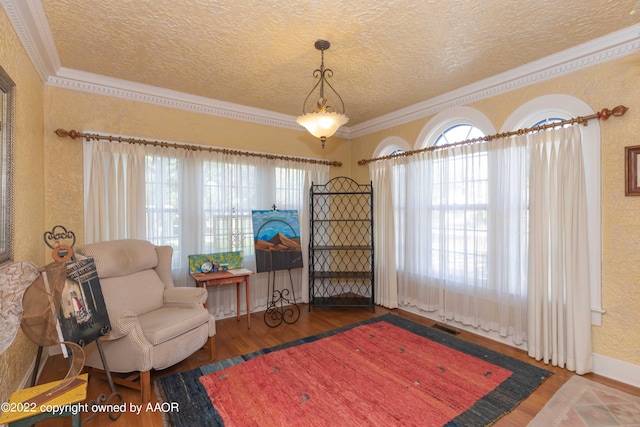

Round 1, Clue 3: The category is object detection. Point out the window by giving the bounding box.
[146,155,180,249]
[201,161,258,254]
[140,148,320,280]
[433,124,484,146]
[0,66,15,264]
[531,117,564,128]
[428,124,488,285]
[407,107,494,288]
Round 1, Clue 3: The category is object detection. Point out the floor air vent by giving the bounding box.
[431,323,460,335]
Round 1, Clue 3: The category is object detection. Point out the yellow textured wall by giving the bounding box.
[0,7,46,403]
[350,53,640,366]
[43,87,349,247]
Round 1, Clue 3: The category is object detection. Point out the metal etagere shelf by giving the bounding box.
[309,177,374,311]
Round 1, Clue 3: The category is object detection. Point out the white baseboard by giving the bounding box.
[593,353,640,388]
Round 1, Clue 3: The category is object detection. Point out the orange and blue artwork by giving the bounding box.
[251,210,302,273]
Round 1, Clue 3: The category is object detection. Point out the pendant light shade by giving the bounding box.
[296,111,349,142]
[296,40,348,148]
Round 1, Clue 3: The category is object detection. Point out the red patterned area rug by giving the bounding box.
[155,314,550,427]
[528,375,640,426]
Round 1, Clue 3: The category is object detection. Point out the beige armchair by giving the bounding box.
[75,239,215,401]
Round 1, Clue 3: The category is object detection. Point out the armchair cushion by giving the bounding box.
[138,306,211,345]
[100,270,164,316]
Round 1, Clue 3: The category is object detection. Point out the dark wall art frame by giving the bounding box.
[625,145,640,196]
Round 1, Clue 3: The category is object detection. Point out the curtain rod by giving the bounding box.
[54,128,342,168]
[358,105,628,166]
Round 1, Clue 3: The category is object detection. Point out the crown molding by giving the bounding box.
[4,0,639,139]
[1,0,60,81]
[49,67,349,138]
[51,67,308,132]
[348,23,640,139]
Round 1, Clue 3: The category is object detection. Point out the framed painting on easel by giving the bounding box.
[251,210,302,273]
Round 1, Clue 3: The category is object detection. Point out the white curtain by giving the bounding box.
[485,134,529,342]
[383,124,592,371]
[395,150,442,313]
[84,140,146,242]
[439,136,530,342]
[369,160,398,308]
[392,140,529,339]
[84,137,329,318]
[527,125,593,374]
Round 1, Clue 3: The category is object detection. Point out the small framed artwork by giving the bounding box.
[626,145,640,196]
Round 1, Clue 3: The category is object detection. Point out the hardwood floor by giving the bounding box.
[36,306,639,426]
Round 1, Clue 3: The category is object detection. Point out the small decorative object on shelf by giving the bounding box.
[308,177,374,311]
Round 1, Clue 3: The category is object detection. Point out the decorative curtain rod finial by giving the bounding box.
[55,128,81,139]
[598,105,628,120]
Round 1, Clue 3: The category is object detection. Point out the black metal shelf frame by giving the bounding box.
[309,176,374,311]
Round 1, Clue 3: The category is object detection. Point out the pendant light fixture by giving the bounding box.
[296,40,348,148]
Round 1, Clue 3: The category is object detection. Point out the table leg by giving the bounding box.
[245,276,251,329]
[236,282,241,322]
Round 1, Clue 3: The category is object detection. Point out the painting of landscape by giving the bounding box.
[251,210,302,273]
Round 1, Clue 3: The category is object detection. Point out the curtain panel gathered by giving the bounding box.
[370,125,593,373]
[369,161,398,308]
[527,125,593,374]
[83,138,329,318]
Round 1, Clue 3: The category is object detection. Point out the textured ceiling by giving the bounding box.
[40,0,640,126]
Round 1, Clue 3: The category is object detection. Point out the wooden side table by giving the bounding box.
[0,374,88,427]
[191,269,253,328]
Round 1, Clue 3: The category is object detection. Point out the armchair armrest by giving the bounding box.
[104,309,143,340]
[163,287,207,307]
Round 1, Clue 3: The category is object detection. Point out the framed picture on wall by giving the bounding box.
[625,145,640,196]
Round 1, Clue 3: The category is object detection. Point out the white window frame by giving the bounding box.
[372,136,411,158]
[415,106,496,150]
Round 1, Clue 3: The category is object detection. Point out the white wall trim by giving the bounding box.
[3,2,640,139]
[372,136,411,158]
[1,0,60,81]
[50,67,310,133]
[594,353,640,388]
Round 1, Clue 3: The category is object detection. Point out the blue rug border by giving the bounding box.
[154,313,551,427]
